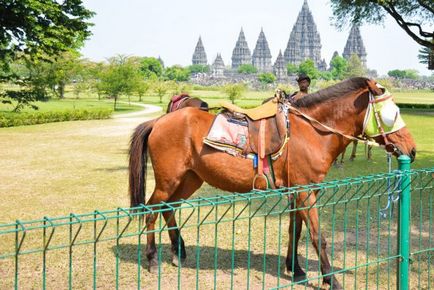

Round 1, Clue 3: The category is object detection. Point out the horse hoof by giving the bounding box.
[292,273,307,284]
[148,259,159,273]
[171,255,186,267]
[323,278,342,290]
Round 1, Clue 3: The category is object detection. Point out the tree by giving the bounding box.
[99,55,141,110]
[388,69,419,80]
[45,51,83,99]
[298,59,320,80]
[237,64,257,74]
[330,0,434,69]
[287,63,299,75]
[329,55,348,80]
[0,57,52,111]
[344,54,367,78]
[258,73,276,85]
[0,0,94,63]
[223,83,246,104]
[139,57,163,79]
[152,80,169,103]
[134,79,151,102]
[418,43,434,69]
[188,64,210,74]
[163,65,190,82]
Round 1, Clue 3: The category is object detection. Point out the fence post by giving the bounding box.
[397,155,411,290]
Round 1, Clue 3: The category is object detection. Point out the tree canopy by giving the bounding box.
[258,73,276,84]
[163,65,190,82]
[237,64,257,74]
[344,54,367,78]
[139,57,163,79]
[330,0,434,51]
[329,55,348,80]
[388,69,420,80]
[298,59,320,80]
[0,0,94,62]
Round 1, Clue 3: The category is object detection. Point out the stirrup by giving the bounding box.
[252,174,270,190]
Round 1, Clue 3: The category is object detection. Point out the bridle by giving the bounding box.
[275,85,405,155]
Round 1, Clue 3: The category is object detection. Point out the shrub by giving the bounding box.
[0,109,112,127]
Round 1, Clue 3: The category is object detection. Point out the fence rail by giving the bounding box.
[0,163,432,289]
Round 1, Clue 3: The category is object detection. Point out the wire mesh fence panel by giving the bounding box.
[0,168,432,289]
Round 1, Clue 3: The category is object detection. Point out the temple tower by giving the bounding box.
[212,54,225,77]
[252,28,272,72]
[231,28,252,69]
[192,36,207,65]
[284,0,322,67]
[273,50,287,80]
[343,25,367,66]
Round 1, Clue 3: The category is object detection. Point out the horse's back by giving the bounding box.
[149,108,214,151]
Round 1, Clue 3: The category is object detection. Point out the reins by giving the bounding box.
[288,104,381,148]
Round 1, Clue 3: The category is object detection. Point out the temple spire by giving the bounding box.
[252,29,272,72]
[231,28,252,69]
[343,25,367,67]
[284,0,322,67]
[273,50,287,80]
[212,54,225,78]
[192,36,207,65]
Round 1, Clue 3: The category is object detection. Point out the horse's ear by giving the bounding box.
[366,79,384,96]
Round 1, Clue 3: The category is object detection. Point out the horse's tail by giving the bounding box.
[129,119,157,209]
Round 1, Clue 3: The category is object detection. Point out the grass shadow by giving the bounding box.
[112,243,344,286]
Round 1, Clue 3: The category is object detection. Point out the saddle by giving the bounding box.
[220,97,288,157]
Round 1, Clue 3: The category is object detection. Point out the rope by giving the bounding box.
[288,105,382,148]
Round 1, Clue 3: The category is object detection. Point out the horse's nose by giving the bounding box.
[410,148,416,163]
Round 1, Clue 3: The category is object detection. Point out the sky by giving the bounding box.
[80,0,432,76]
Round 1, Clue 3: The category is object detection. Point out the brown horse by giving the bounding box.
[129,78,416,288]
[166,93,209,113]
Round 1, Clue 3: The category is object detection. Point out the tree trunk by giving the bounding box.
[114,95,117,111]
[58,83,65,99]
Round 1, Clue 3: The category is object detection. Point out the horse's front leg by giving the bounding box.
[349,140,358,161]
[298,196,342,289]
[286,203,306,281]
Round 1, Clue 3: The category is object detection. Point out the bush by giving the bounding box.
[0,109,112,127]
[237,64,257,74]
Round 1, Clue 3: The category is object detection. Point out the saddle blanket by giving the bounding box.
[204,113,249,157]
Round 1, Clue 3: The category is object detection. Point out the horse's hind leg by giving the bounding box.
[145,189,170,273]
[162,171,203,267]
[298,194,342,289]
[286,203,306,281]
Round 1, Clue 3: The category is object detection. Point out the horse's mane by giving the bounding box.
[295,77,370,108]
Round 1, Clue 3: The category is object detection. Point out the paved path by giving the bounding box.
[113,102,162,119]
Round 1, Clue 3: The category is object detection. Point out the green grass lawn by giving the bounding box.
[0,104,432,289]
[0,90,145,115]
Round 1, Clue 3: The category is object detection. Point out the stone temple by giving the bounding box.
[190,0,367,78]
[192,36,207,65]
[212,54,225,77]
[231,28,252,69]
[273,50,287,80]
[284,0,323,67]
[252,28,272,72]
[343,25,367,67]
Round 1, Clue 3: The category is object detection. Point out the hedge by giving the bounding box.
[0,109,112,128]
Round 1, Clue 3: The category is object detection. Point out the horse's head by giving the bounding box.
[365,80,416,162]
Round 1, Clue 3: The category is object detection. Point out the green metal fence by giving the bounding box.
[0,161,432,289]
